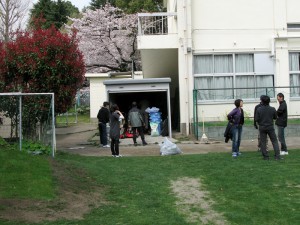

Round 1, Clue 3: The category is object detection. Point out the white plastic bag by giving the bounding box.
[159,137,182,156]
[150,122,160,136]
[145,107,160,113]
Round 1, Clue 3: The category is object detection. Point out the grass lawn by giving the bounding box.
[0,146,299,225]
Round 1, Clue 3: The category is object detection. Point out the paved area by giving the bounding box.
[56,123,300,157]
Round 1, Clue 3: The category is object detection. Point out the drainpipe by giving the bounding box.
[182,0,189,135]
[184,0,192,136]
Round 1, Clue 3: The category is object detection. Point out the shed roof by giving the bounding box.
[103,77,171,85]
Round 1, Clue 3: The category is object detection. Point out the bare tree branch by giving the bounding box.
[0,0,29,42]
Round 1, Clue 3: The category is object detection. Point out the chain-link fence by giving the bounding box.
[56,88,90,125]
[193,86,300,140]
[0,93,56,157]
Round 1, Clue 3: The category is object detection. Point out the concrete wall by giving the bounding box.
[198,124,300,141]
[86,73,110,120]
[195,100,288,121]
[192,0,276,52]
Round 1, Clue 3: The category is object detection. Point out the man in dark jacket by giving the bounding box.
[97,101,110,148]
[128,101,147,146]
[276,93,288,155]
[254,95,268,152]
[255,95,281,160]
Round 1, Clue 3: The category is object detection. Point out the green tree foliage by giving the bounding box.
[63,0,81,18]
[0,26,85,136]
[89,0,116,10]
[88,0,164,13]
[116,0,164,13]
[29,0,79,29]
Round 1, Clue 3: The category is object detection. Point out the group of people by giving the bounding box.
[97,101,148,157]
[227,93,288,160]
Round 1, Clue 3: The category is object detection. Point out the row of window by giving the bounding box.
[194,53,300,100]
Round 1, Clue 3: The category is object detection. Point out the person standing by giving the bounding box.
[227,99,244,157]
[276,93,288,155]
[128,101,148,146]
[255,95,281,160]
[110,104,124,157]
[97,101,110,148]
[254,95,268,152]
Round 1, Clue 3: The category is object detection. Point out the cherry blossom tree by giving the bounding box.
[67,4,140,73]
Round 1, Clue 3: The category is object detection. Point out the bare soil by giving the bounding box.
[171,177,228,225]
[0,159,109,223]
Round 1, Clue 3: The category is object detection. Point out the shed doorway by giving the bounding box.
[103,78,172,138]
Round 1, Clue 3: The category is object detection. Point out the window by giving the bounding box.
[289,52,300,97]
[287,23,300,30]
[194,53,274,100]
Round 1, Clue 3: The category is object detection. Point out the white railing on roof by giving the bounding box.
[138,12,177,36]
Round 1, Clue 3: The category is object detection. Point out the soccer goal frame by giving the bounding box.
[0,92,56,158]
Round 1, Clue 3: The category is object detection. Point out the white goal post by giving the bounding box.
[0,92,56,157]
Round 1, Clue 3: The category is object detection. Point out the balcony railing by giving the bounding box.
[138,12,177,36]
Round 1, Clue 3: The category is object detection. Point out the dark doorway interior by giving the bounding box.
[108,91,168,121]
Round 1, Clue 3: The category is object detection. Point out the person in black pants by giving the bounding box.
[254,95,268,152]
[97,101,110,148]
[110,104,124,157]
[276,93,288,155]
[255,95,281,160]
[128,102,147,146]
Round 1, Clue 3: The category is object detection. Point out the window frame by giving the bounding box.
[289,51,300,97]
[193,52,275,101]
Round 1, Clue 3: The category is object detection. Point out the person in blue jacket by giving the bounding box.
[227,99,244,157]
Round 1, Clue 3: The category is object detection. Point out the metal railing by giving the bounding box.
[193,86,300,139]
[138,12,177,36]
[194,86,276,101]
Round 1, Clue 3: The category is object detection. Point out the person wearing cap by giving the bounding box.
[255,95,281,160]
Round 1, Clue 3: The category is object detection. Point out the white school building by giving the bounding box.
[88,0,300,136]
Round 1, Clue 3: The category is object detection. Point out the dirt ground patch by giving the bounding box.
[171,177,228,225]
[0,159,109,223]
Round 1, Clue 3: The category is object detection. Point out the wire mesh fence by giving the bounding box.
[56,88,90,125]
[0,93,56,157]
[193,86,300,140]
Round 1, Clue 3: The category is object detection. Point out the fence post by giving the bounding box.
[193,90,199,140]
[51,93,56,158]
[19,95,22,151]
